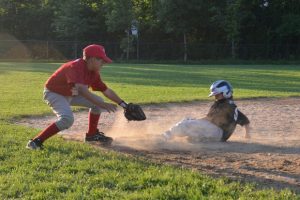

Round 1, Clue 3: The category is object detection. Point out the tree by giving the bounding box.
[1,0,300,60]
[52,0,90,41]
[224,0,242,59]
[237,0,300,59]
[210,0,244,59]
[103,0,134,60]
[156,0,208,62]
[0,0,54,40]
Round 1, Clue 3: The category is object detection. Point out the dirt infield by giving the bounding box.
[16,98,300,192]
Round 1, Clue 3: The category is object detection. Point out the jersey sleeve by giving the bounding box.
[236,109,250,126]
[90,74,108,92]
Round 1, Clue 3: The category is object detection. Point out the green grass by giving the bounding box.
[0,62,300,119]
[0,124,298,199]
[0,62,299,199]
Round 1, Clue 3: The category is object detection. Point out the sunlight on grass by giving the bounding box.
[0,62,299,119]
[0,62,299,199]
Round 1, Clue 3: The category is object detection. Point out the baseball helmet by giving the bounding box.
[209,80,233,99]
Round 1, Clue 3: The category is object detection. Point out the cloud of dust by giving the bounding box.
[106,109,212,152]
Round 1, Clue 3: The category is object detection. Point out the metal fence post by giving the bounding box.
[46,41,49,60]
[74,42,78,59]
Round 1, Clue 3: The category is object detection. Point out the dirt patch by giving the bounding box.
[16,98,300,193]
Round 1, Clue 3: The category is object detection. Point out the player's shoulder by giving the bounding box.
[228,99,236,105]
[63,58,85,69]
[214,99,237,108]
[227,99,237,107]
[214,98,235,104]
[71,58,85,67]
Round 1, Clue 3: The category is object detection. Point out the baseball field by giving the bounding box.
[1,62,300,199]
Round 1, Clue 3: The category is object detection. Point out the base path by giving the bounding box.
[16,98,300,193]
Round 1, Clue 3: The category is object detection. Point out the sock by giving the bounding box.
[163,131,172,140]
[33,122,60,142]
[87,112,100,136]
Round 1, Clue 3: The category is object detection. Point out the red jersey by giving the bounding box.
[45,59,108,96]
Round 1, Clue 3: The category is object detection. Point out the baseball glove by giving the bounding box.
[124,103,146,121]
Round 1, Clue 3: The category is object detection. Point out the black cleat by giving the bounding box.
[85,130,113,145]
[26,138,44,150]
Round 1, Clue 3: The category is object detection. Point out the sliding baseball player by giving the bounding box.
[163,80,251,142]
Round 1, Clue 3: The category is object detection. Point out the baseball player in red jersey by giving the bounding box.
[163,80,251,142]
[26,44,130,149]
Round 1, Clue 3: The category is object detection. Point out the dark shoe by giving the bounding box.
[26,138,44,150]
[85,130,113,145]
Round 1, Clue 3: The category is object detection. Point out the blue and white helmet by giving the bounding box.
[209,80,233,99]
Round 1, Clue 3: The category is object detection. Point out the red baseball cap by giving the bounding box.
[83,44,112,63]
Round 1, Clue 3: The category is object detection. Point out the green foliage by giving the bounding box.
[1,0,300,60]
[223,0,242,41]
[52,0,87,40]
[103,0,155,33]
[132,0,157,29]
[277,14,300,37]
[52,0,107,41]
[103,0,133,32]
[0,0,54,39]
[157,0,206,34]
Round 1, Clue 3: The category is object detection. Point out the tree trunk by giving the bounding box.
[46,41,49,60]
[126,29,130,60]
[74,41,78,59]
[136,33,139,60]
[231,39,236,59]
[183,32,188,62]
[74,34,78,59]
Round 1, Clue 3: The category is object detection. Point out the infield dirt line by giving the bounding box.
[16,97,300,193]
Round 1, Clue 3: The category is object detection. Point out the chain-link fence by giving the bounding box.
[0,40,299,61]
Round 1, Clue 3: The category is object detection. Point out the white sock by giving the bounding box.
[162,131,172,140]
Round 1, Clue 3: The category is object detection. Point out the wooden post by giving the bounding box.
[231,39,236,59]
[126,29,130,60]
[183,32,188,62]
[74,42,78,59]
[136,33,139,60]
[46,41,49,60]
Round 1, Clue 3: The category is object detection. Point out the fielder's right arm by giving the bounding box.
[76,84,117,113]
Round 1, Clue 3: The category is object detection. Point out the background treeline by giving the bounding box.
[0,0,300,61]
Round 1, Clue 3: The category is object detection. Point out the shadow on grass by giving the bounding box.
[1,62,300,94]
[0,62,59,74]
[104,64,300,93]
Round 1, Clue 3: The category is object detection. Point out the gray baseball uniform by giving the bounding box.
[43,89,106,130]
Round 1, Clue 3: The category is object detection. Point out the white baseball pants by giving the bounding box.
[163,118,223,142]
